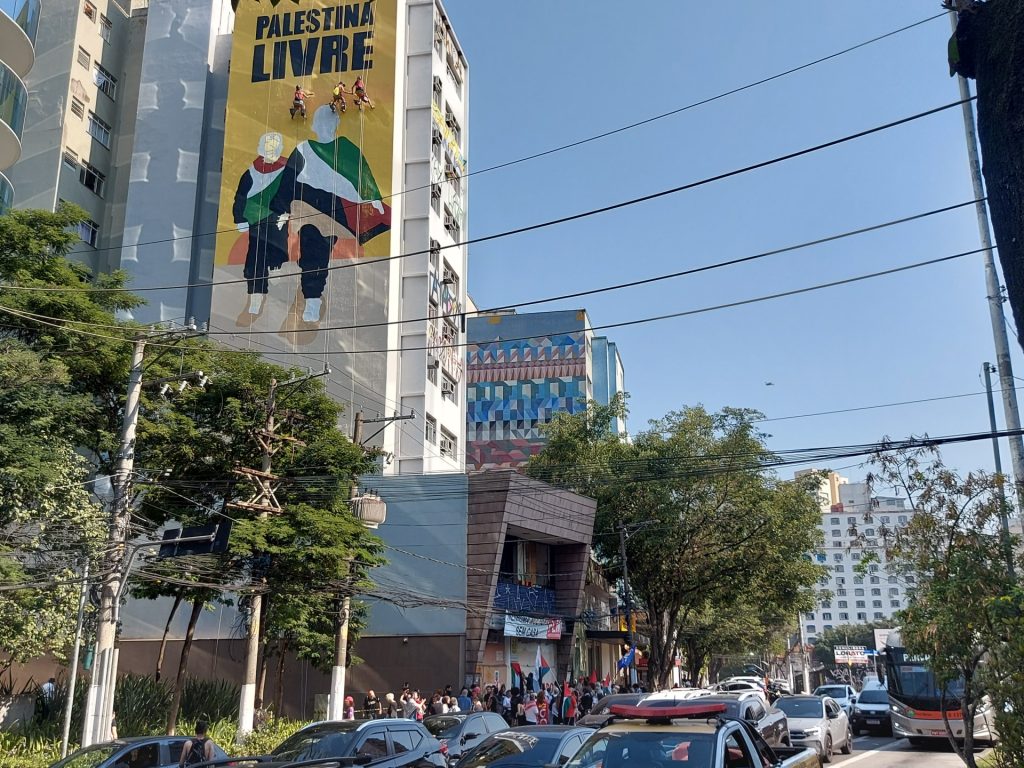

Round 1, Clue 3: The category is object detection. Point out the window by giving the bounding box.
[79,161,105,196]
[889,587,899,596]
[853,576,863,585]
[441,260,459,294]
[890,600,901,608]
[869,564,879,573]
[866,528,875,536]
[77,46,91,69]
[62,149,79,170]
[83,0,96,20]
[390,729,417,754]
[87,112,111,147]
[430,183,441,214]
[822,612,832,620]
[433,17,444,54]
[439,427,457,459]
[429,238,440,272]
[836,577,845,585]
[806,625,816,634]
[424,414,437,444]
[99,14,112,41]
[874,612,884,619]
[855,588,864,597]
[427,358,438,385]
[881,516,890,524]
[838,600,847,608]
[76,219,99,247]
[870,576,880,584]
[839,612,849,621]
[847,516,856,525]
[830,517,840,526]
[441,318,457,346]
[831,529,842,538]
[836,589,846,597]
[906,575,916,584]
[873,600,883,608]
[355,734,388,761]
[852,552,862,562]
[93,63,117,100]
[815,553,826,564]
[856,600,865,608]
[70,98,85,119]
[864,514,874,524]
[441,372,457,403]
[857,612,867,621]
[871,588,881,596]
[832,553,842,562]
[432,76,442,107]
[821,601,832,609]
[444,104,461,145]
[833,565,844,573]
[889,575,898,584]
[443,205,460,240]
[445,158,460,196]
[804,612,815,621]
[898,515,908,524]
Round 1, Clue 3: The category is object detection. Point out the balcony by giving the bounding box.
[494,579,556,616]
[0,171,11,213]
[0,60,27,170]
[0,0,38,76]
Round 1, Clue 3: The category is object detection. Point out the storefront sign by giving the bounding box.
[504,615,562,640]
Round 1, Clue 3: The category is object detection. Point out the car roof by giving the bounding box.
[599,720,720,735]
[507,725,585,736]
[425,713,468,720]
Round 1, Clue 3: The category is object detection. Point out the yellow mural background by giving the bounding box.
[214,0,397,266]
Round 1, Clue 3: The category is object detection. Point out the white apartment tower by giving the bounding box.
[795,470,915,642]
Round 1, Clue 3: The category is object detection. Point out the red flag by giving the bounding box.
[589,670,598,685]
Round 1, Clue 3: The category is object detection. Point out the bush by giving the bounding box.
[180,678,239,725]
[234,718,305,757]
[111,674,171,737]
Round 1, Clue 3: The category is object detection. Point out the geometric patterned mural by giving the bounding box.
[467,330,588,470]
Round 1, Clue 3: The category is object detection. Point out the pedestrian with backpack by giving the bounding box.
[179,721,218,767]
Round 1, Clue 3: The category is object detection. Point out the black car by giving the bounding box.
[454,726,593,768]
[423,712,510,763]
[257,719,447,768]
[48,736,229,768]
[850,687,893,735]
[575,694,644,727]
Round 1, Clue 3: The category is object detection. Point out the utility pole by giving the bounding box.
[60,562,89,758]
[951,10,1024,524]
[231,370,326,738]
[797,618,811,694]
[327,411,408,720]
[618,526,634,688]
[983,363,1017,581]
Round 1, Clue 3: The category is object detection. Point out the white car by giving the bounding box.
[713,680,769,704]
[642,688,713,702]
[772,695,853,763]
[812,683,859,715]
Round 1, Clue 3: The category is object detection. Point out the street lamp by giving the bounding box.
[327,492,386,720]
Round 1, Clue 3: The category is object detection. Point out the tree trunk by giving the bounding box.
[166,598,203,735]
[645,606,678,690]
[967,2,1024,349]
[273,637,287,718]
[155,591,183,683]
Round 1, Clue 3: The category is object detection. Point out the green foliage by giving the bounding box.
[180,678,240,724]
[812,622,892,665]
[112,674,173,737]
[235,717,306,756]
[872,445,1019,768]
[985,586,1024,767]
[528,398,826,688]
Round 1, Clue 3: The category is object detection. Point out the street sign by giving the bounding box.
[834,645,869,665]
[158,520,231,557]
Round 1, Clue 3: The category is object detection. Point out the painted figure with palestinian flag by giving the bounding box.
[269,104,391,329]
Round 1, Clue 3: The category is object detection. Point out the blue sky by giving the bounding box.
[442,0,1024,483]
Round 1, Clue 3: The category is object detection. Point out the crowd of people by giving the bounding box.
[347,680,645,725]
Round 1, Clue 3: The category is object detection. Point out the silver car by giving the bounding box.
[772,695,853,763]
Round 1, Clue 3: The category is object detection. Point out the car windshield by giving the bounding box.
[814,686,848,699]
[567,731,716,768]
[459,732,550,768]
[50,744,121,768]
[425,716,464,739]
[271,723,360,761]
[857,690,889,704]
[774,698,825,719]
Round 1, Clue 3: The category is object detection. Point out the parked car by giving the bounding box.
[257,719,447,768]
[643,688,714,701]
[423,712,510,763]
[772,695,853,764]
[711,681,768,704]
[454,726,593,768]
[565,701,819,768]
[576,694,644,726]
[49,736,229,768]
[850,687,892,736]
[812,684,858,715]
[694,693,790,747]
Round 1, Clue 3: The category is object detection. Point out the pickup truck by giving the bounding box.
[566,702,819,768]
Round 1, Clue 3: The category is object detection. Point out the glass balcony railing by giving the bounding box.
[0,60,27,139]
[0,171,12,213]
[0,0,40,44]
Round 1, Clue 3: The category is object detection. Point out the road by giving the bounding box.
[828,734,985,767]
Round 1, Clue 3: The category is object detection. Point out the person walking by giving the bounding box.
[179,721,218,767]
[523,692,539,724]
[343,696,356,720]
[364,690,382,717]
[39,678,56,721]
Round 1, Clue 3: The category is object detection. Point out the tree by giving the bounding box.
[946,2,1024,349]
[812,622,889,667]
[871,444,1018,768]
[986,585,1024,768]
[528,398,825,689]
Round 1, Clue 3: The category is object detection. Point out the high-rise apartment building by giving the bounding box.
[8,0,469,471]
[795,470,914,643]
[466,309,627,470]
[0,0,38,211]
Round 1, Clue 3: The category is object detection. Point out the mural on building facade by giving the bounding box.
[208,0,397,423]
[467,332,587,469]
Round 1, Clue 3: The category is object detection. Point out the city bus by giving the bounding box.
[883,628,998,745]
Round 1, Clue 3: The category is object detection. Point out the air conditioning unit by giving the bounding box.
[431,126,443,146]
[445,114,458,131]
[440,437,455,457]
[441,379,455,397]
[444,213,456,231]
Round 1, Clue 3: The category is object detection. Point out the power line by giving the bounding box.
[47,12,945,263]
[6,95,973,297]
